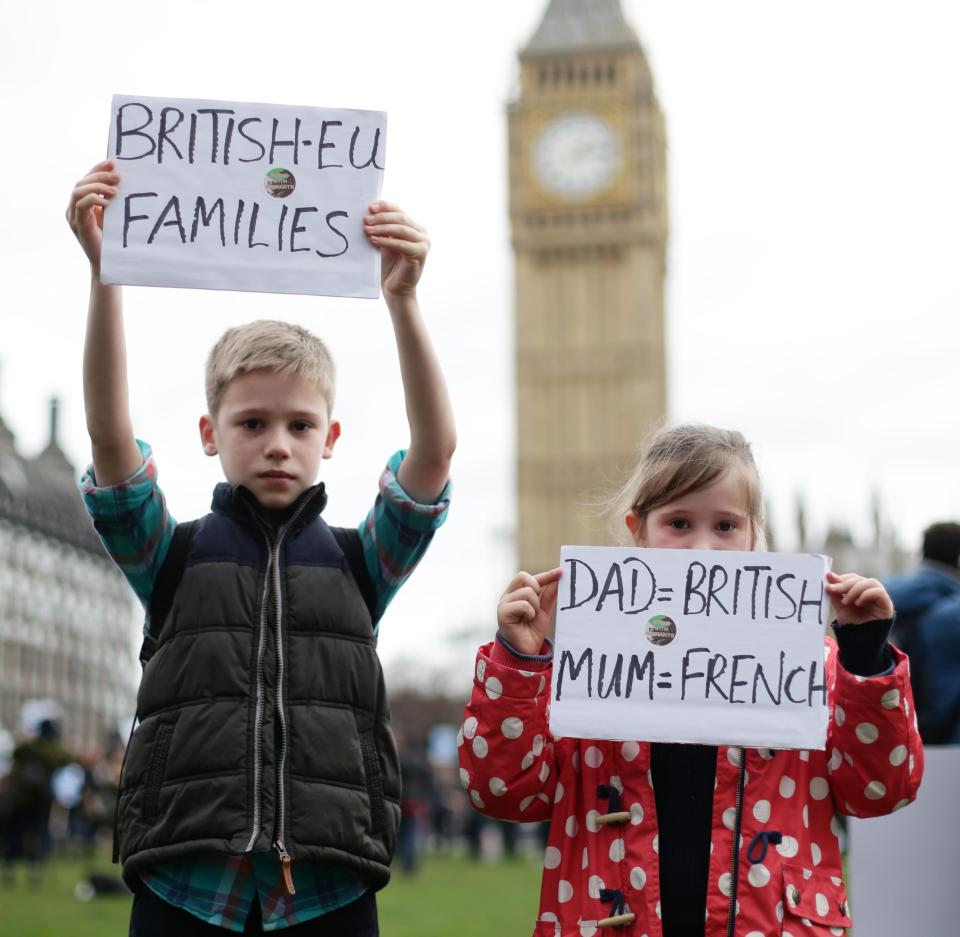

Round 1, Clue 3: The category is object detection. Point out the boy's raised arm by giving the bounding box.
[68,160,142,486]
[365,202,456,504]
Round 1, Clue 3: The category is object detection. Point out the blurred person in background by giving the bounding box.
[886,521,960,744]
[2,718,72,886]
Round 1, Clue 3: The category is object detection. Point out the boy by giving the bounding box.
[66,159,456,935]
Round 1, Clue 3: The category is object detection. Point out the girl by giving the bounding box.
[460,425,922,937]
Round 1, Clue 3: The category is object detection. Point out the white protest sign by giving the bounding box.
[100,94,386,298]
[549,547,833,749]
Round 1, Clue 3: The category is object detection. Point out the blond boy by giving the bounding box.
[67,159,455,935]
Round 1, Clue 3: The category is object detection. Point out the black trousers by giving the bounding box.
[129,886,378,936]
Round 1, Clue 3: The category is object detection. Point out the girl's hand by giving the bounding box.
[66,159,120,274]
[497,568,562,655]
[363,201,429,300]
[826,570,894,626]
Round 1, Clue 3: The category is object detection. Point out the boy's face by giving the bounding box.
[199,369,339,509]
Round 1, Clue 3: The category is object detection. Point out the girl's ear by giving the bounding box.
[625,510,644,546]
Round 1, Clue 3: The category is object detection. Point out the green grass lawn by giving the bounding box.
[1,852,542,937]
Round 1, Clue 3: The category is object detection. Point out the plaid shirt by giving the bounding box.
[81,442,450,931]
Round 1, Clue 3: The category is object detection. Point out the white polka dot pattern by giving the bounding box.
[457,639,918,934]
[855,722,879,744]
[501,716,523,739]
[776,835,799,858]
[484,676,503,700]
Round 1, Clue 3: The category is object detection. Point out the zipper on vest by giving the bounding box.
[726,750,747,937]
[275,839,296,895]
[240,491,316,863]
[243,543,272,854]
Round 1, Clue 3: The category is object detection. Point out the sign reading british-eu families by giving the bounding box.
[549,547,833,749]
[100,94,386,298]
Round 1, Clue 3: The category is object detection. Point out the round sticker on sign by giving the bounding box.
[264,167,296,198]
[646,614,677,647]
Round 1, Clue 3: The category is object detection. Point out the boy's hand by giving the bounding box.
[67,160,120,274]
[826,570,895,626]
[497,568,563,656]
[364,201,429,300]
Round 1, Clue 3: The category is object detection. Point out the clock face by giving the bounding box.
[533,113,621,199]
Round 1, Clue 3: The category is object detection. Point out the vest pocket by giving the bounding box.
[143,717,178,826]
[359,729,386,834]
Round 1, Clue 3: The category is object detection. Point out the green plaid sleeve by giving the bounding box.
[359,450,451,627]
[79,439,177,609]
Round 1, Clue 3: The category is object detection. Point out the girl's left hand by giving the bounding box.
[363,201,429,299]
[826,570,894,626]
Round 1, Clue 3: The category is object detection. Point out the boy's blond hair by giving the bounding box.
[205,320,336,417]
[611,423,767,550]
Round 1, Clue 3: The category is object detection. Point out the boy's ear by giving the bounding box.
[199,415,218,456]
[323,420,341,459]
[625,510,644,546]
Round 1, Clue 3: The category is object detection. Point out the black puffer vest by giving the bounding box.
[116,482,401,890]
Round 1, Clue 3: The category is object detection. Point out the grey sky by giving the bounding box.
[2,1,958,687]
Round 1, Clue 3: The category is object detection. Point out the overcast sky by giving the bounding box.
[2,1,958,689]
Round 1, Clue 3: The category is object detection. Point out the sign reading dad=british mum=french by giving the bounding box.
[548,547,834,750]
[99,94,387,299]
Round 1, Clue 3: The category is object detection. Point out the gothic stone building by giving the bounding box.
[510,0,669,573]
[0,401,136,753]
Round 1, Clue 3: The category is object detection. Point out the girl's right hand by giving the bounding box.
[66,160,120,273]
[497,567,563,655]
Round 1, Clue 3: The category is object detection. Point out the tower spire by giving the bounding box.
[524,0,639,57]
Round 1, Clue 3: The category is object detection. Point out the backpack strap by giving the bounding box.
[331,525,378,622]
[141,519,199,666]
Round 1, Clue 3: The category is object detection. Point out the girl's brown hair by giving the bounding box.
[612,423,766,549]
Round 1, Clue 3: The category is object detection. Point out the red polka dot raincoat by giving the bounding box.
[459,637,923,937]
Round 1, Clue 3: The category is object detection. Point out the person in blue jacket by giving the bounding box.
[886,521,960,744]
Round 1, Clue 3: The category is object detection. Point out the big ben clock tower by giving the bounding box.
[510,0,669,573]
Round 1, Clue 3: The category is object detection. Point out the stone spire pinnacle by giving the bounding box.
[523,0,639,57]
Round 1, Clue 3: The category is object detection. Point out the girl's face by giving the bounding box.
[626,469,754,551]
